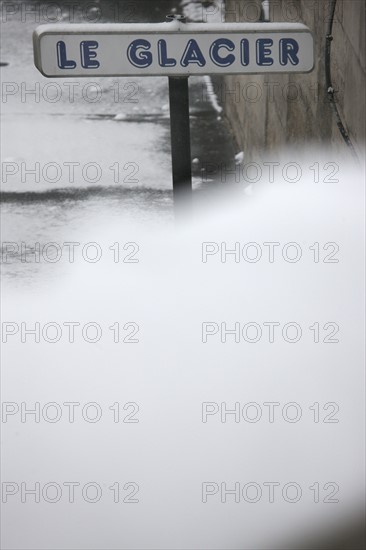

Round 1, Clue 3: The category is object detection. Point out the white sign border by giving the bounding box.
[33,21,315,77]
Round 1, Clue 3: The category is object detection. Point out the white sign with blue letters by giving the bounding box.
[33,22,314,77]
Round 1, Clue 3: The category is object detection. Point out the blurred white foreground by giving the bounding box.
[1,152,365,549]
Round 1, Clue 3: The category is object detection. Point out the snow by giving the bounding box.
[262,0,270,22]
[235,151,244,164]
[33,22,312,35]
[203,75,223,113]
[2,151,364,550]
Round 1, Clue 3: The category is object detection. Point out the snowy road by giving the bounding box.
[1,0,234,283]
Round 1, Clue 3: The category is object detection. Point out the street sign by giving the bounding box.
[33,21,314,78]
[33,18,314,202]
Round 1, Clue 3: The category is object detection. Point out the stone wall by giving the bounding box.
[220,0,365,160]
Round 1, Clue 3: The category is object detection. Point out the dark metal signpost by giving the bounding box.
[166,15,192,199]
[33,17,314,202]
[168,75,192,198]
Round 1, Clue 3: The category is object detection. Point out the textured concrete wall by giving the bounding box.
[220,0,365,160]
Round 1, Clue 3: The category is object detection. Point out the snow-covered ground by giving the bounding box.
[1,151,365,549]
[1,0,235,283]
